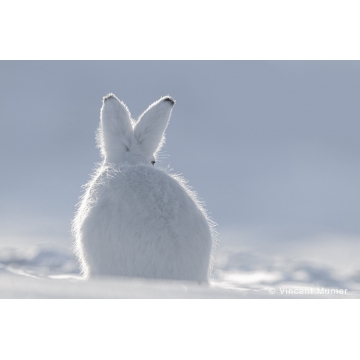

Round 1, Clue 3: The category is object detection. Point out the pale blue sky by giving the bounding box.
[1,61,359,246]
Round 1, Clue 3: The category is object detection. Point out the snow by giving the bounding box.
[1,235,359,298]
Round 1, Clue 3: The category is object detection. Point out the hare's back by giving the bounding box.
[82,164,212,280]
[106,165,210,233]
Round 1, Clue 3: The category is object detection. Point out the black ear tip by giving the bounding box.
[163,96,175,106]
[104,93,116,102]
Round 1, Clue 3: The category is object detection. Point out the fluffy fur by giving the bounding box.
[72,94,215,282]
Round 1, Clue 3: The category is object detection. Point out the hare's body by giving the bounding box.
[74,164,212,281]
[72,94,215,282]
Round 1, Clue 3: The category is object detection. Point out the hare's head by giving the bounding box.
[97,94,175,166]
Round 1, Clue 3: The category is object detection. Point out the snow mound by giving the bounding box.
[0,246,79,278]
[0,241,359,298]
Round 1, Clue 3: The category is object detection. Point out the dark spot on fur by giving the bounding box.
[163,97,175,105]
[104,94,115,102]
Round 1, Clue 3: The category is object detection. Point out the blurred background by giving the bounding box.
[1,61,359,289]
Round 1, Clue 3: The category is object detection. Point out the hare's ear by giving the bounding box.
[97,94,134,163]
[134,96,175,155]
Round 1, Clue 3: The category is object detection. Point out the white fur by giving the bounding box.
[72,94,215,282]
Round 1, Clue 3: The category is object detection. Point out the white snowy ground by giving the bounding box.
[1,230,359,298]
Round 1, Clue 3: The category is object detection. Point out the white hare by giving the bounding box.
[72,94,215,282]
